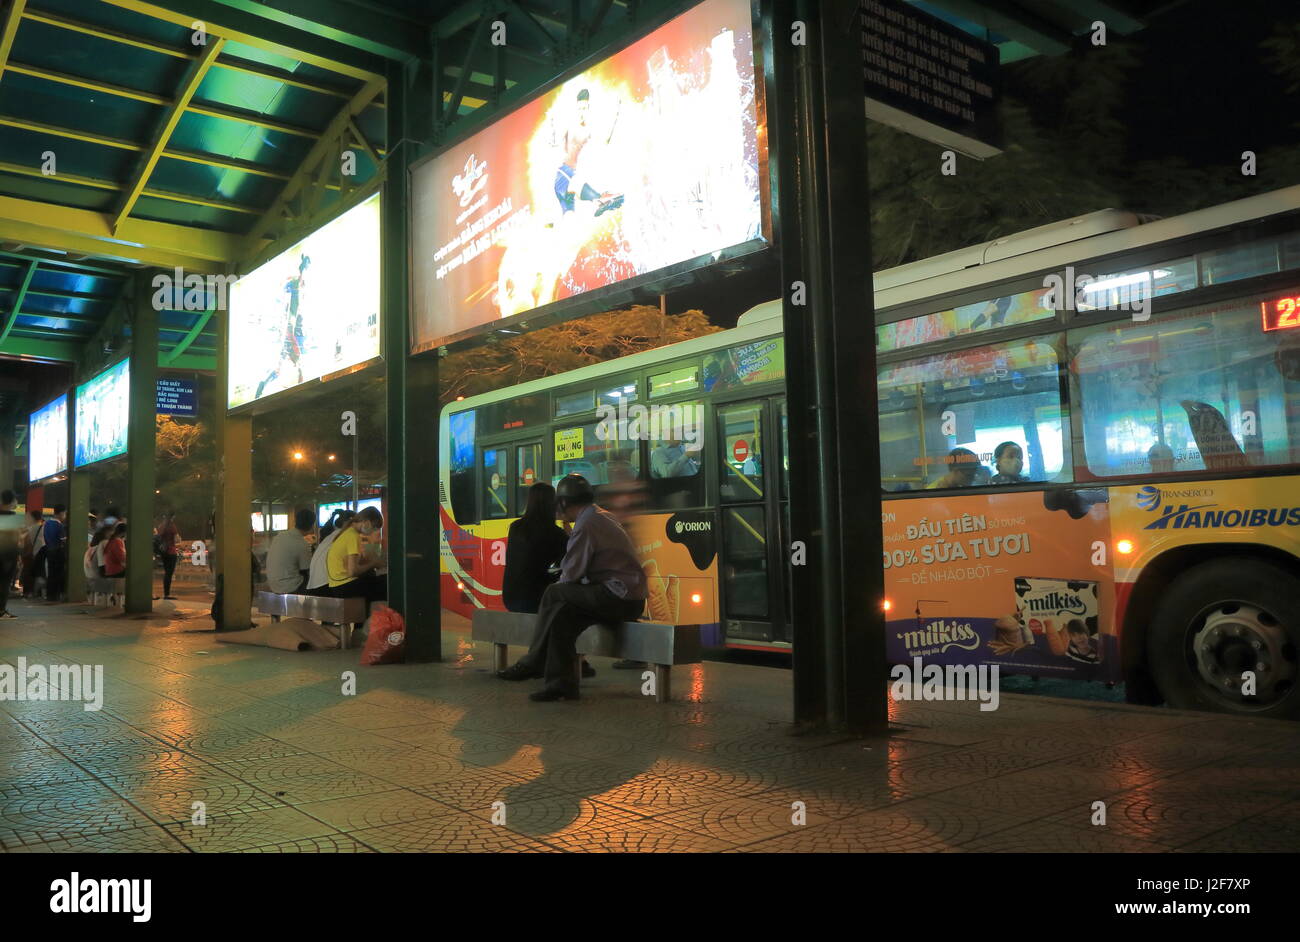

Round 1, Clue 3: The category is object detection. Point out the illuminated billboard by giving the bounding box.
[29,393,67,482]
[75,360,130,467]
[228,192,382,408]
[317,498,382,527]
[411,0,764,351]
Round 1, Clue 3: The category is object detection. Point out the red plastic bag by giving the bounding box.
[360,606,406,665]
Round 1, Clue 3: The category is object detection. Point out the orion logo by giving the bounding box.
[675,520,711,534]
[1136,485,1161,511]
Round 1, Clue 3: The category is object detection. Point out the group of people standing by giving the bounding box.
[0,492,68,617]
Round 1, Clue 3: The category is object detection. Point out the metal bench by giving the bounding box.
[471,609,704,703]
[255,592,367,650]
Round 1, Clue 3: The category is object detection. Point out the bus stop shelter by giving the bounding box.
[0,0,1162,734]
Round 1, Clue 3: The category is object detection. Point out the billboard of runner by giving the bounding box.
[75,360,130,467]
[410,0,763,350]
[28,393,67,482]
[228,192,381,408]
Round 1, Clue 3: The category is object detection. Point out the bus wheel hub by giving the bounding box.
[1194,605,1294,704]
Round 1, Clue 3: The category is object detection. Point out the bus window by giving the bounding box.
[515,443,541,509]
[553,423,642,487]
[877,337,1068,491]
[448,410,477,524]
[1072,302,1300,477]
[483,447,509,518]
[719,403,764,502]
[648,401,705,509]
[650,365,699,398]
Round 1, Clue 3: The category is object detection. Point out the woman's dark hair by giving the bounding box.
[994,441,1021,463]
[90,525,111,546]
[519,483,558,527]
[113,522,127,537]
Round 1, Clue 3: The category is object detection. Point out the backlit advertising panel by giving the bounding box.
[75,360,130,467]
[228,192,381,409]
[411,0,763,351]
[28,393,67,482]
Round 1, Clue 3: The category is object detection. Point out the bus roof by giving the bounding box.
[448,185,1300,414]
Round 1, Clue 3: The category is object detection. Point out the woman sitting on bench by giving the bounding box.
[320,507,386,607]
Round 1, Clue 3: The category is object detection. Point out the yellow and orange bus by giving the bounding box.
[440,185,1300,718]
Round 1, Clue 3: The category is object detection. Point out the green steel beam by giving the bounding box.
[0,258,37,344]
[0,335,78,361]
[101,0,389,81]
[209,0,426,62]
[0,0,25,81]
[163,304,215,365]
[125,273,157,614]
[114,37,227,234]
[244,77,385,250]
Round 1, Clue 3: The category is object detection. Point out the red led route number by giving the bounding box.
[1261,293,1300,331]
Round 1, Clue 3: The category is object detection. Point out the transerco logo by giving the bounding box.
[675,520,711,533]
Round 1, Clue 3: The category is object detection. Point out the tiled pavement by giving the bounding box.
[1,597,1297,853]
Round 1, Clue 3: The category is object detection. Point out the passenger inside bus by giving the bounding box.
[989,441,1029,484]
[926,447,985,488]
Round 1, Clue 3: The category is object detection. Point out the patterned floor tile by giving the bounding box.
[652,795,838,845]
[297,790,456,831]
[958,820,1174,852]
[348,815,555,852]
[251,770,405,805]
[540,817,739,853]
[730,798,1023,852]
[405,765,533,812]
[3,825,191,853]
[462,795,644,839]
[162,806,344,852]
[0,784,155,847]
[237,835,379,852]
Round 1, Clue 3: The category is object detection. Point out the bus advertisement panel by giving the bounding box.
[880,491,1117,681]
[228,192,381,409]
[28,393,67,482]
[410,0,764,351]
[75,360,129,467]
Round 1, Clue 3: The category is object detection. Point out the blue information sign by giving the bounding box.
[156,378,197,416]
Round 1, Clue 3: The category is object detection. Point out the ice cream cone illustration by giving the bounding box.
[643,559,671,622]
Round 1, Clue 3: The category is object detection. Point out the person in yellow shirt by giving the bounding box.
[323,506,386,605]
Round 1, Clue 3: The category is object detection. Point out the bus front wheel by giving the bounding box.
[1148,558,1300,719]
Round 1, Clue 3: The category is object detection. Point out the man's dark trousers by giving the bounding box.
[520,582,644,690]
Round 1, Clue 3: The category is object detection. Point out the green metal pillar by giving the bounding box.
[384,58,442,662]
[771,0,887,733]
[125,272,158,614]
[214,287,252,631]
[66,390,88,603]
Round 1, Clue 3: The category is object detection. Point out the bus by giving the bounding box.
[439,185,1300,718]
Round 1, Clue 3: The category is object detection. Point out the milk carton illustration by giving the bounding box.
[1014,577,1101,664]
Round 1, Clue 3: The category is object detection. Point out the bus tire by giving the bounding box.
[1147,558,1300,719]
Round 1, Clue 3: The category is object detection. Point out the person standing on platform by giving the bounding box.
[102,522,127,579]
[0,491,22,618]
[18,509,43,598]
[267,509,315,595]
[41,505,67,602]
[155,511,182,600]
[497,474,647,701]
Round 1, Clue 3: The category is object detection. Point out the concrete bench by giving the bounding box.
[86,577,125,607]
[471,609,704,703]
[256,592,367,650]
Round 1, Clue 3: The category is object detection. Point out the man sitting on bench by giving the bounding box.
[497,474,646,701]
